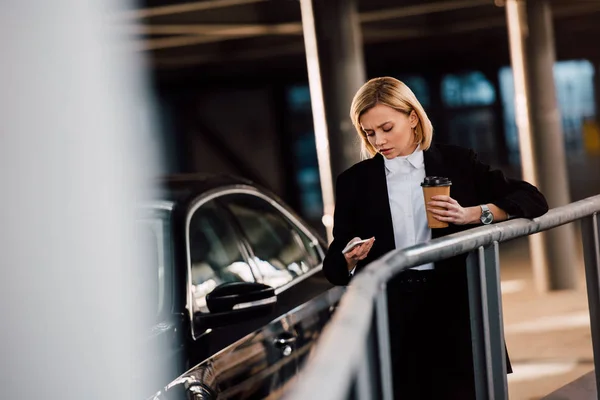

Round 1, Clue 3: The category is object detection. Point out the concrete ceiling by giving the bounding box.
[124,0,600,80]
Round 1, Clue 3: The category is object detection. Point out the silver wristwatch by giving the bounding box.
[480,204,494,225]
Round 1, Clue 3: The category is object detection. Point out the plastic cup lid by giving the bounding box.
[421,176,452,187]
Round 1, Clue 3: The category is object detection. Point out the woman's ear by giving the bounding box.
[410,110,419,127]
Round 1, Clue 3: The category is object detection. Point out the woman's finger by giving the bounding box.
[447,202,459,210]
[356,240,374,258]
[346,246,361,259]
[428,207,452,217]
[355,250,369,260]
[350,245,364,259]
[355,244,370,259]
[431,195,451,202]
[427,200,452,209]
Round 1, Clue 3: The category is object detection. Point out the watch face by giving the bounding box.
[481,211,494,225]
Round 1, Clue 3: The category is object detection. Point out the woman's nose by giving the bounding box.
[374,134,385,146]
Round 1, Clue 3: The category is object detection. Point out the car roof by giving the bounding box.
[142,173,328,248]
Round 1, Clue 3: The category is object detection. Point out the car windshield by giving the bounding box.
[135,205,173,320]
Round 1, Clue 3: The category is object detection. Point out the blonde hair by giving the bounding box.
[350,77,433,159]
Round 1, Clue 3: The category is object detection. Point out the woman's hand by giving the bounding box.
[343,237,375,271]
[427,195,478,225]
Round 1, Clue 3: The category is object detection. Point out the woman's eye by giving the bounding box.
[383,126,392,132]
[365,132,374,137]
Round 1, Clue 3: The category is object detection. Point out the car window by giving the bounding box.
[188,200,256,313]
[220,193,321,289]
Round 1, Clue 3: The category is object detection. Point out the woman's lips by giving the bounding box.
[380,148,392,154]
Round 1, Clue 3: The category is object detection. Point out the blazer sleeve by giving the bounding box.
[468,149,549,219]
[322,171,356,286]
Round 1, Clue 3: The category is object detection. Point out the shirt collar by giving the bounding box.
[383,146,425,173]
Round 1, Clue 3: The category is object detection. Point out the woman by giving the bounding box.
[323,77,548,399]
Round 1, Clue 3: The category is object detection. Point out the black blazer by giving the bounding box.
[323,143,549,286]
[322,143,548,381]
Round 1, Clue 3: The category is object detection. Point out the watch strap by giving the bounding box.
[480,204,493,224]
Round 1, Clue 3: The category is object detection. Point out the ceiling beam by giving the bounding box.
[142,22,302,36]
[139,22,302,50]
[363,18,505,43]
[359,0,492,23]
[141,35,236,51]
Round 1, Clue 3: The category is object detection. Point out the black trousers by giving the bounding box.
[387,269,476,400]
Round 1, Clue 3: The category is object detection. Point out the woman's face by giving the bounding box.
[360,103,418,159]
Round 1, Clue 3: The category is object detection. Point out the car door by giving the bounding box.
[202,316,299,400]
[152,311,319,400]
[184,196,299,395]
[217,191,338,376]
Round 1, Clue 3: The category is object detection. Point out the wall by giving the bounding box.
[163,87,286,197]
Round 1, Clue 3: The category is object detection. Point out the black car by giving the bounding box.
[139,175,342,399]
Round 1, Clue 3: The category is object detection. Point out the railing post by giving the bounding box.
[582,212,600,395]
[356,322,377,400]
[375,287,394,400]
[466,242,508,400]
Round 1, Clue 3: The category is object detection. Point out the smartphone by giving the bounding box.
[342,238,371,254]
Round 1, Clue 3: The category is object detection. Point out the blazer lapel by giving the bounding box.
[366,154,396,255]
[423,144,445,178]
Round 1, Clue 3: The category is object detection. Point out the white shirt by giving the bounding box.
[383,148,434,270]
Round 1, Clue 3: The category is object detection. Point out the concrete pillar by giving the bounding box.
[505,0,579,291]
[299,0,366,242]
[312,0,366,180]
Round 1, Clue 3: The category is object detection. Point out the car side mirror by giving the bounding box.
[195,282,277,330]
[206,282,275,312]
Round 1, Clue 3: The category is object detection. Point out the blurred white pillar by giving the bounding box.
[505,0,578,292]
[0,1,162,398]
[299,0,366,243]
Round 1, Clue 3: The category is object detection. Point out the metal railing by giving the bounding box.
[286,194,600,400]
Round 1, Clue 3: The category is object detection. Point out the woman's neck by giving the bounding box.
[397,144,419,158]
